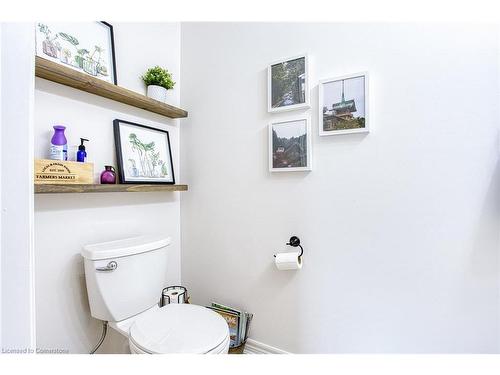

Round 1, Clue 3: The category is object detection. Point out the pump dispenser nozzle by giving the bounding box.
[79,138,89,150]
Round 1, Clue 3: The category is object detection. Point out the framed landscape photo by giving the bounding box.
[269,116,312,172]
[36,21,117,84]
[268,54,309,113]
[113,119,175,184]
[319,72,369,136]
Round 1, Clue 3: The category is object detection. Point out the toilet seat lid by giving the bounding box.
[129,304,229,354]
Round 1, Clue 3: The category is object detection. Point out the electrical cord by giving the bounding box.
[90,321,108,354]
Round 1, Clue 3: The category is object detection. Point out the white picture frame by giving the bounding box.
[268,54,310,113]
[269,116,312,172]
[318,72,369,136]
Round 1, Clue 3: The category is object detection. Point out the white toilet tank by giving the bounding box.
[81,235,170,322]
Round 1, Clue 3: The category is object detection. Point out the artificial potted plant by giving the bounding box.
[142,66,175,103]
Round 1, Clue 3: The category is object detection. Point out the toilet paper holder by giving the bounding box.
[273,236,304,259]
[160,285,188,306]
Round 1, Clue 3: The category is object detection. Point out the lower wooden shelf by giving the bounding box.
[34,184,188,194]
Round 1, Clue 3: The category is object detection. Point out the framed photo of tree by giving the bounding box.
[35,21,117,84]
[269,116,312,172]
[268,54,309,113]
[113,119,175,184]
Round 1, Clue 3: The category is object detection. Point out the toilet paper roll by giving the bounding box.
[274,251,302,270]
[162,288,186,304]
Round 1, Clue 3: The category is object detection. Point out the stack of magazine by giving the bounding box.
[207,302,253,348]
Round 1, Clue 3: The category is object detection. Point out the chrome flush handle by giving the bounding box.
[96,261,118,272]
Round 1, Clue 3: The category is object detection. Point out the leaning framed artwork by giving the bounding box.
[35,21,117,84]
[268,54,309,113]
[269,116,312,172]
[113,119,175,184]
[319,72,369,136]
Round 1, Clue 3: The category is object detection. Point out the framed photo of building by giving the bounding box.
[269,116,312,172]
[319,72,369,136]
[113,119,175,184]
[35,22,117,84]
[268,54,309,113]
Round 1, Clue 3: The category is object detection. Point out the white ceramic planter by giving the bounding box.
[147,85,168,102]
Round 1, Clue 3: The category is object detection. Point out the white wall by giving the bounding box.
[0,22,3,349]
[1,23,36,351]
[498,25,500,353]
[180,23,500,353]
[34,23,182,354]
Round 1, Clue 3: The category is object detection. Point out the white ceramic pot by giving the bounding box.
[147,85,168,102]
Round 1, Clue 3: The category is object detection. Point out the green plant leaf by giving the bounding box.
[141,66,175,90]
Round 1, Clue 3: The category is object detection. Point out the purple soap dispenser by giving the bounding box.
[49,125,68,161]
[100,166,117,184]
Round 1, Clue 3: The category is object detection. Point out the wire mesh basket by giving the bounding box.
[160,285,188,306]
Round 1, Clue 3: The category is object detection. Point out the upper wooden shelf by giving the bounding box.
[35,56,188,119]
[35,184,188,194]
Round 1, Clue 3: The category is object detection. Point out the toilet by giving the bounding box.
[81,235,230,354]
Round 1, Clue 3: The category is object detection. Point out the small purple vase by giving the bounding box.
[100,166,117,184]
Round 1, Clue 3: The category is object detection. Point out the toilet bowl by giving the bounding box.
[111,304,230,354]
[81,235,230,354]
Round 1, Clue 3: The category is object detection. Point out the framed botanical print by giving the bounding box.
[269,116,312,172]
[319,72,369,136]
[113,119,175,184]
[36,21,117,84]
[268,54,309,113]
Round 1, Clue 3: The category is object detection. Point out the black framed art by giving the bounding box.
[36,21,118,84]
[113,119,175,184]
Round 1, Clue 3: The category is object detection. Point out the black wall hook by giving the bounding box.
[274,236,304,258]
[287,236,304,258]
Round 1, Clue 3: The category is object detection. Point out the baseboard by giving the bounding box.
[243,338,290,354]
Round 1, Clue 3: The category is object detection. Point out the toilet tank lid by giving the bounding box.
[81,235,171,260]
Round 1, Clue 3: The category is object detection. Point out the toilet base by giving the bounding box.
[129,333,230,354]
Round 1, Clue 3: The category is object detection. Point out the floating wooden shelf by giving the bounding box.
[35,56,188,119]
[35,184,188,194]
